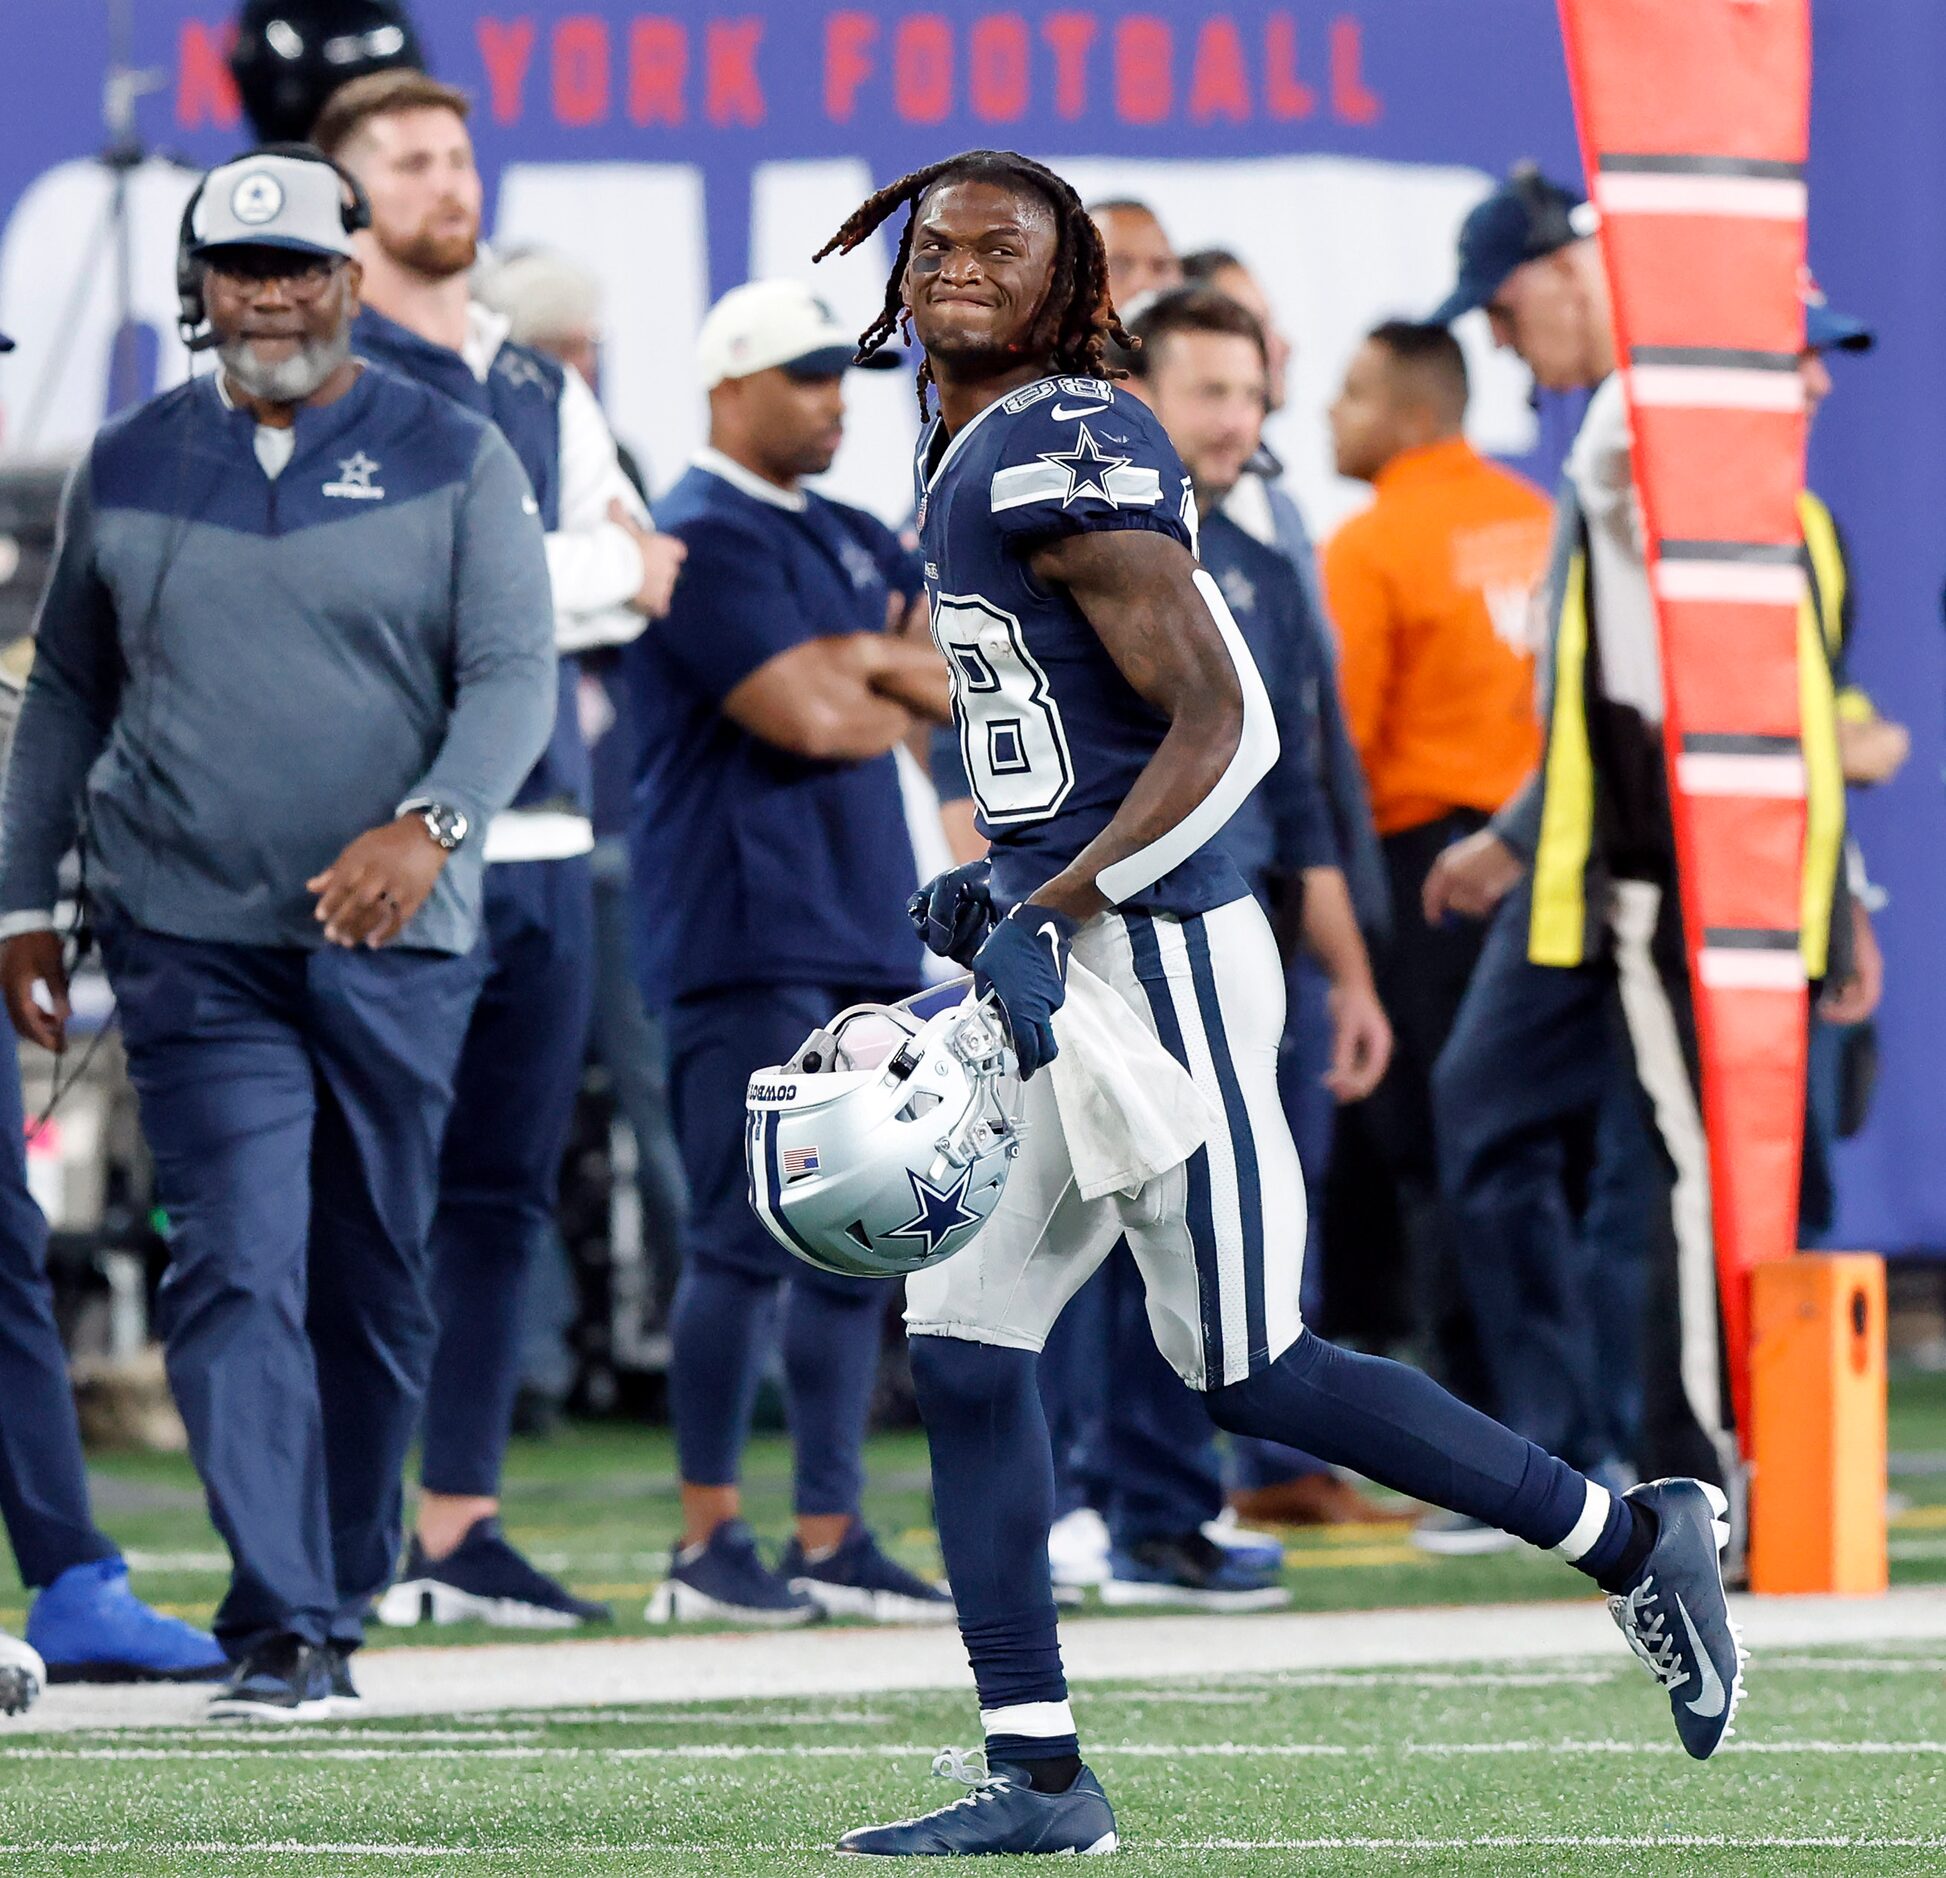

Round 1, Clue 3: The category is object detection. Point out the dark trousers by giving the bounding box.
[99,926,483,1654]
[420,856,595,1498]
[0,1021,119,1588]
[666,982,899,1514]
[1432,877,1724,1483]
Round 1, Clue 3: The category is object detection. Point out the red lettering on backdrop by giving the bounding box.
[970,14,1031,124]
[825,13,877,123]
[176,22,241,129]
[894,15,953,126]
[477,18,537,126]
[705,19,765,126]
[628,18,686,126]
[1330,16,1381,124]
[1188,17,1249,123]
[1042,12,1096,121]
[1114,16,1172,125]
[553,16,610,126]
[1262,13,1317,120]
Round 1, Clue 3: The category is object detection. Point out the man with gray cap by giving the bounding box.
[1422,167,1857,1506]
[0,147,555,1718]
[628,279,954,1627]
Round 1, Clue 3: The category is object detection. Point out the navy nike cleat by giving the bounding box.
[838,1748,1118,1856]
[207,1637,333,1723]
[374,1518,611,1629]
[782,1523,955,1625]
[1607,1478,1747,1760]
[646,1520,820,1626]
[0,1631,44,1716]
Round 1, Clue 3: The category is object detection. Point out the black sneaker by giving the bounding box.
[1608,1478,1747,1760]
[207,1637,332,1723]
[373,1518,612,1629]
[781,1524,955,1624]
[1100,1530,1289,1612]
[324,1642,362,1715]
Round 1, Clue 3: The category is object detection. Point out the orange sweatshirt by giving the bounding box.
[1323,436,1551,837]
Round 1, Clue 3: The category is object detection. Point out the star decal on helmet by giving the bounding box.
[884,1164,982,1258]
[1038,423,1131,507]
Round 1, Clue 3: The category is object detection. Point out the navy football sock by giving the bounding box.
[668,1265,778,1488]
[1204,1331,1605,1558]
[779,1280,883,1517]
[910,1337,1079,1763]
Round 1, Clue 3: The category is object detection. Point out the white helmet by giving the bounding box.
[745,983,1022,1280]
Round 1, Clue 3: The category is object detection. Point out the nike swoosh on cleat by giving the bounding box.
[1051,403,1108,420]
[1674,1592,1727,1718]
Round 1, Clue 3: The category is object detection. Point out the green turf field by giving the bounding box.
[4,1642,1946,1874]
[2,1371,1943,1873]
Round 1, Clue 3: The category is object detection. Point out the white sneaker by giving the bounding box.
[0,1631,43,1717]
[1048,1507,1111,1589]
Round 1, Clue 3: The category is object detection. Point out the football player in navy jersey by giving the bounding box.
[814,151,1743,1856]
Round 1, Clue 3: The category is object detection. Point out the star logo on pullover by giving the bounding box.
[1038,423,1130,507]
[321,451,386,500]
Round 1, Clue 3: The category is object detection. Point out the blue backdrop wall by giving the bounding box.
[0,1,1936,1253]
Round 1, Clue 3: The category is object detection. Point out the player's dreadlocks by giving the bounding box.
[814,149,1134,416]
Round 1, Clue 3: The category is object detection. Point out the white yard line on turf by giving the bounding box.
[10,1586,1944,1736]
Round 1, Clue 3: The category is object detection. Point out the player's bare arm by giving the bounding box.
[1023,529,1246,924]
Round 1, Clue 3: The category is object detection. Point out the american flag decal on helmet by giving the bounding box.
[782,1145,822,1179]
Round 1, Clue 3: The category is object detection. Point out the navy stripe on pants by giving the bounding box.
[0,1020,119,1588]
[99,926,483,1654]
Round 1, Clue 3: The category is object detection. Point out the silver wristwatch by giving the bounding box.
[400,798,469,852]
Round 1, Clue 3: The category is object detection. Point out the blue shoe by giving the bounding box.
[839,1748,1118,1856]
[373,1518,611,1629]
[26,1558,227,1684]
[207,1637,333,1723]
[1101,1530,1290,1612]
[0,1632,44,1716]
[1202,1510,1285,1574]
[781,1523,956,1625]
[1608,1478,1746,1760]
[646,1520,820,1626]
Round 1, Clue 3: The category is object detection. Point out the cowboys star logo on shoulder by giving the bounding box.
[322,451,386,501]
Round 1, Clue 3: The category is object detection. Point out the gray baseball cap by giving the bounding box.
[189,151,357,262]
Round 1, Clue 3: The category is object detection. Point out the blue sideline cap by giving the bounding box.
[1431,166,1595,325]
[1802,273,1873,354]
[189,152,357,262]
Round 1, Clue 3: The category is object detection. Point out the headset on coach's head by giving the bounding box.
[176,144,372,354]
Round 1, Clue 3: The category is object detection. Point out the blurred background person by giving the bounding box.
[477,247,692,1421]
[1322,318,1554,1539]
[1089,198,1183,305]
[629,281,953,1626]
[317,70,683,1630]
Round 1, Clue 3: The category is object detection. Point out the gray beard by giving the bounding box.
[219,327,352,406]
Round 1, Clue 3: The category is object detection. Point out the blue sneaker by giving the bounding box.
[646,1520,820,1626]
[207,1637,333,1723]
[839,1748,1118,1856]
[1608,1478,1747,1760]
[1,1631,44,1716]
[1202,1509,1285,1574]
[1101,1530,1290,1612]
[26,1558,227,1684]
[324,1642,362,1716]
[373,1518,611,1629]
[781,1523,955,1625]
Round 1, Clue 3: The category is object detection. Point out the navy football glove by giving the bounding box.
[972,902,1078,1081]
[908,859,996,966]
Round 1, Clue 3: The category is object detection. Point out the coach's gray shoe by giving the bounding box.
[0,1631,43,1716]
[839,1748,1118,1855]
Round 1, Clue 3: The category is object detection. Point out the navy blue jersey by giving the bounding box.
[624,457,924,1007]
[916,375,1249,917]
